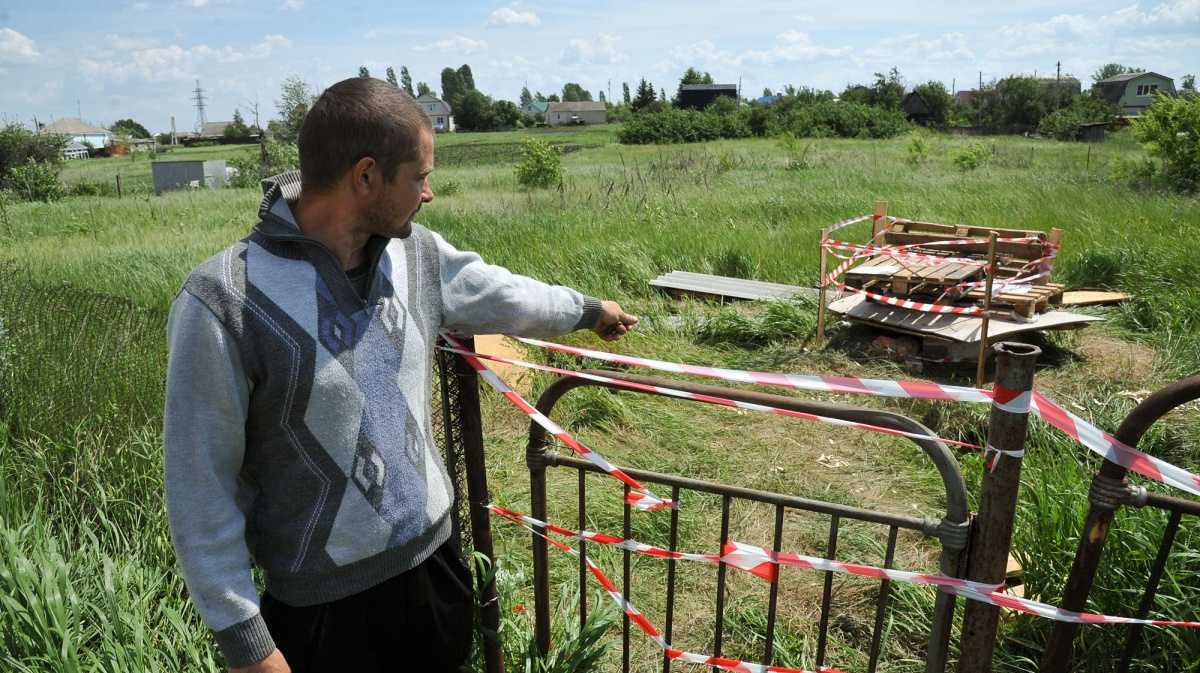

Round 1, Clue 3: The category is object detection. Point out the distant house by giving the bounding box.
[1094,72,1177,117]
[900,91,934,125]
[201,121,232,137]
[521,101,550,116]
[1038,76,1082,95]
[39,117,113,149]
[416,93,455,132]
[755,93,782,104]
[677,84,738,110]
[545,102,607,126]
[955,90,973,104]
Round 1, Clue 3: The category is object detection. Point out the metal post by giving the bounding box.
[452,336,505,673]
[816,226,830,348]
[957,342,1040,672]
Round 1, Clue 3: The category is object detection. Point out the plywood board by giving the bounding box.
[649,271,818,301]
[826,293,1104,344]
[1060,290,1132,306]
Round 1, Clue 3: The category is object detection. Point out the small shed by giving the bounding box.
[900,92,934,125]
[677,84,738,110]
[1079,122,1109,143]
[151,160,227,195]
[62,142,90,160]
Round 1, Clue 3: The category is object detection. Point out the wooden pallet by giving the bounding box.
[965,282,1065,319]
[844,254,985,297]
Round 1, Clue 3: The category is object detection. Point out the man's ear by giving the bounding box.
[351,156,379,197]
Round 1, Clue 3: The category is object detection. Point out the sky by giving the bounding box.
[1,1,1198,135]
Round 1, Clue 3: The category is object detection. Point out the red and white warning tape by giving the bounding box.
[440,332,673,511]
[488,504,849,673]
[505,336,1200,497]
[490,504,1200,630]
[836,285,989,316]
[437,346,983,451]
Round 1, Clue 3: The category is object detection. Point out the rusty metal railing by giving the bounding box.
[525,367,974,673]
[1040,375,1200,672]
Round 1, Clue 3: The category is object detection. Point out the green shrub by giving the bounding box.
[905,131,931,164]
[1132,92,1200,192]
[949,141,991,170]
[70,179,102,196]
[228,141,300,189]
[515,137,563,188]
[4,157,66,202]
[617,107,751,145]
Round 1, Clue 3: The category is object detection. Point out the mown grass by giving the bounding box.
[2,123,1198,671]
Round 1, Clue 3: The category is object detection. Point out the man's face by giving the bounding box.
[363,130,435,239]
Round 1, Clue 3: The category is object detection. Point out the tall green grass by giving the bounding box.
[2,125,1198,671]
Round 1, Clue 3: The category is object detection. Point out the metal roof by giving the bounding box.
[39,117,112,136]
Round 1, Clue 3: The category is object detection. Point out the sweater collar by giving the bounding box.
[255,171,305,238]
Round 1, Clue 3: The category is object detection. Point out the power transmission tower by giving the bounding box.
[193,79,208,134]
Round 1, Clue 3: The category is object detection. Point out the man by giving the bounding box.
[163,76,636,673]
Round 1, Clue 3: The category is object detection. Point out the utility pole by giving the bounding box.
[193,79,208,135]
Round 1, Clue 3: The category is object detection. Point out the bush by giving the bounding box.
[906,131,931,164]
[515,137,563,188]
[70,179,102,196]
[228,140,300,189]
[4,157,66,202]
[1132,92,1200,192]
[743,98,912,140]
[949,141,991,170]
[617,107,751,145]
[0,123,64,192]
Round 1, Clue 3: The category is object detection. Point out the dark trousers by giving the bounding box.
[261,540,475,672]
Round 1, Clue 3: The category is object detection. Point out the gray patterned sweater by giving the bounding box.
[164,172,601,667]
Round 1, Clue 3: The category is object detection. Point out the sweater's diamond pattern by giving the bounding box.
[351,437,387,508]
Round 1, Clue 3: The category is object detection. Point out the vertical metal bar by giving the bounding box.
[868,526,900,673]
[713,495,732,673]
[762,504,785,668]
[816,515,841,670]
[624,484,632,673]
[1116,509,1183,673]
[816,226,830,348]
[663,485,681,673]
[958,342,1040,673]
[453,338,505,673]
[579,470,588,633]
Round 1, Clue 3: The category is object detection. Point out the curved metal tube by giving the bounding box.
[1041,375,1200,672]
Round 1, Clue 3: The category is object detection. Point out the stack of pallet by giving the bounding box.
[842,220,1064,320]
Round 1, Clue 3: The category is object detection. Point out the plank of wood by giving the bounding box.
[1060,290,1133,306]
[649,271,817,301]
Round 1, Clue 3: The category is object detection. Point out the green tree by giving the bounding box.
[519,86,533,107]
[622,82,631,105]
[416,82,433,97]
[870,68,905,110]
[385,67,398,87]
[1037,89,1118,140]
[457,64,475,92]
[358,66,370,78]
[400,67,415,96]
[911,81,952,124]
[1092,63,1143,83]
[1132,91,1200,192]
[515,137,562,188]
[271,75,316,143]
[632,78,656,111]
[0,122,64,193]
[110,118,151,139]
[561,83,592,102]
[441,67,468,108]
[675,67,714,104]
[454,90,497,132]
[1182,74,1197,95]
[225,110,252,137]
[534,91,547,102]
[987,76,1048,126]
[492,100,521,128]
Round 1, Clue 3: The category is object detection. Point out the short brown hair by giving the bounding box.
[298,77,431,194]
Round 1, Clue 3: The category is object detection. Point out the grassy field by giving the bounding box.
[2,124,1198,672]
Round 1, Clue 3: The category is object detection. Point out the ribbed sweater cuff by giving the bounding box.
[574,296,604,332]
[214,613,276,669]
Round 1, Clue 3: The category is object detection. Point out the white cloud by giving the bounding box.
[487,5,540,27]
[412,35,488,54]
[559,33,625,65]
[78,35,290,85]
[0,28,40,64]
[740,30,853,65]
[279,0,303,9]
[130,2,151,10]
[177,0,240,7]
